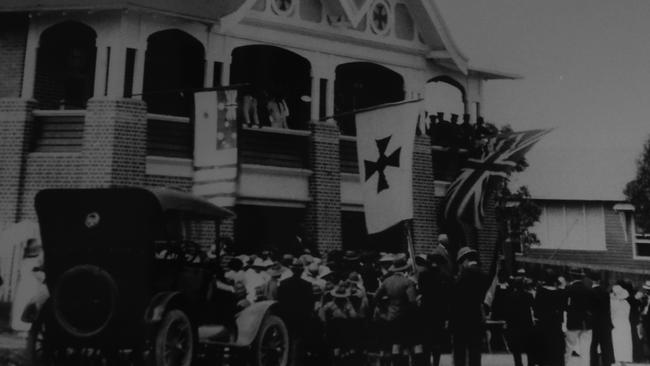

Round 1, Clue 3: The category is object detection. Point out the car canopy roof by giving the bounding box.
[148,188,234,219]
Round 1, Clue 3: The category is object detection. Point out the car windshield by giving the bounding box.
[156,212,218,263]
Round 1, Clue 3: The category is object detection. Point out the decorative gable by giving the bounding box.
[321,0,373,28]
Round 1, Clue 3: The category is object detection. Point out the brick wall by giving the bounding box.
[305,120,342,253]
[412,133,436,254]
[0,14,27,99]
[80,98,147,187]
[19,153,82,220]
[0,99,37,229]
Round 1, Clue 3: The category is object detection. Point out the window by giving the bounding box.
[531,202,606,251]
[633,213,650,259]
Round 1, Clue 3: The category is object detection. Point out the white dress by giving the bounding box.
[610,297,633,363]
[11,255,43,331]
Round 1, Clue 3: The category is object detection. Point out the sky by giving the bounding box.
[434,0,650,201]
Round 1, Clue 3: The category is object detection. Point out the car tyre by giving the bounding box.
[154,309,194,366]
[252,315,289,366]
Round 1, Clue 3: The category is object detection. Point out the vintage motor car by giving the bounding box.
[25,187,290,366]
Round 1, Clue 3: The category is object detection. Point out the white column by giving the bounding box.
[131,45,146,99]
[220,59,231,86]
[20,25,40,99]
[93,44,108,97]
[310,76,319,121]
[204,60,215,88]
[106,43,126,98]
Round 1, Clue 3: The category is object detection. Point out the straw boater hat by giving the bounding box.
[379,253,395,263]
[456,247,478,263]
[343,250,360,261]
[331,285,351,298]
[388,257,410,273]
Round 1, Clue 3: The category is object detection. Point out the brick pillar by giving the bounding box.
[0,98,37,229]
[0,14,28,98]
[305,120,342,254]
[80,98,147,187]
[412,133,437,254]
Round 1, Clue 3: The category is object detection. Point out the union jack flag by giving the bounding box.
[443,129,551,229]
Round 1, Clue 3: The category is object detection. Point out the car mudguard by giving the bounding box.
[233,300,279,347]
[144,291,187,325]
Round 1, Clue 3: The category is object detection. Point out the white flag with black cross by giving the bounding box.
[355,100,421,234]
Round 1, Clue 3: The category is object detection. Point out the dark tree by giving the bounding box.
[624,136,650,233]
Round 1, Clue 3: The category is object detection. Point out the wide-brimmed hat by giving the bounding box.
[612,284,629,300]
[251,257,266,268]
[299,254,314,266]
[331,286,350,298]
[307,262,320,275]
[318,266,333,280]
[343,250,360,261]
[379,253,395,263]
[643,280,650,291]
[456,247,478,263]
[388,258,410,273]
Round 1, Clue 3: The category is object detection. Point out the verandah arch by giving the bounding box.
[334,62,405,136]
[230,45,312,130]
[142,29,205,116]
[34,21,97,109]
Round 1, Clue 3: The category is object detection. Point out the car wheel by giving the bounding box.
[154,310,194,366]
[252,315,289,366]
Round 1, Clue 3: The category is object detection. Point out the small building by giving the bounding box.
[0,0,514,271]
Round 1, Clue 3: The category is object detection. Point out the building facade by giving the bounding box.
[517,198,650,282]
[0,0,512,265]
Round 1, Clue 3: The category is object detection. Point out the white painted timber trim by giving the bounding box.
[241,125,312,137]
[146,113,190,123]
[146,156,193,177]
[32,109,86,117]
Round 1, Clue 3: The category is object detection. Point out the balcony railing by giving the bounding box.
[146,114,193,159]
[31,110,85,152]
[239,126,310,170]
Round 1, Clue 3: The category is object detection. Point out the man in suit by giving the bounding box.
[449,247,488,366]
[588,270,614,366]
[564,268,596,366]
[277,260,314,366]
[436,233,453,276]
[374,256,418,366]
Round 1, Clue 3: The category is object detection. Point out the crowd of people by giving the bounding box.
[429,113,494,155]
[490,264,650,366]
[214,234,490,366]
[212,233,650,366]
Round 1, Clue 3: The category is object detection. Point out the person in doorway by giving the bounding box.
[267,94,290,129]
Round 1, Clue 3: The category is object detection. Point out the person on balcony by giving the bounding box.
[242,91,261,128]
[267,94,290,129]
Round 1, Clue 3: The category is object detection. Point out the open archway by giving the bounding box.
[34,21,97,109]
[335,62,404,135]
[425,75,466,116]
[230,45,312,130]
[143,29,205,116]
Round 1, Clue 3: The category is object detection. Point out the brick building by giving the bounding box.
[0,0,514,268]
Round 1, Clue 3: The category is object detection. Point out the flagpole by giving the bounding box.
[404,220,418,274]
[319,98,423,123]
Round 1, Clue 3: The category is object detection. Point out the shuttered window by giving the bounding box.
[31,110,85,152]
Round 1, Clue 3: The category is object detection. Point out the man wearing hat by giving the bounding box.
[449,247,488,366]
[588,270,614,366]
[374,256,418,366]
[563,268,596,366]
[418,252,452,366]
[277,259,314,366]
